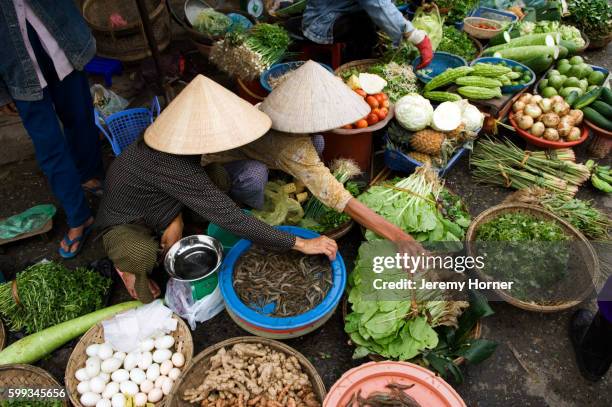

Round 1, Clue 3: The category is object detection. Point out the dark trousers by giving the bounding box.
[13,23,103,228]
[579,311,612,376]
[333,11,378,61]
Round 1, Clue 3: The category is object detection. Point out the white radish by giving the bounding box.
[171,353,184,368]
[81,392,101,407]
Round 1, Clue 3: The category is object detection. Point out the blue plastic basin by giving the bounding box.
[412,52,468,84]
[471,57,535,94]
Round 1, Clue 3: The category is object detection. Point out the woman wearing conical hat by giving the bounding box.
[201,61,424,257]
[95,74,338,302]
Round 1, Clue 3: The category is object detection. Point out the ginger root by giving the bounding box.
[183,344,321,407]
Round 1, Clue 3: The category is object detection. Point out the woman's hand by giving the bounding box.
[161,214,183,253]
[294,236,338,261]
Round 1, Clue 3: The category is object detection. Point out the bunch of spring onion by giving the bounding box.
[505,187,610,240]
[303,159,361,221]
[210,23,291,80]
[470,137,590,197]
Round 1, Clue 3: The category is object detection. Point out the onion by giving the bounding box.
[541,113,561,128]
[552,101,570,116]
[550,95,564,105]
[567,127,582,141]
[538,98,553,113]
[513,101,526,113]
[524,103,543,119]
[543,128,560,141]
[557,116,573,137]
[514,110,524,121]
[518,93,532,104]
[531,122,546,137]
[569,110,584,125]
[531,95,543,104]
[517,115,534,130]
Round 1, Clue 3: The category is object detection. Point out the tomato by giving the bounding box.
[366,113,379,126]
[342,124,353,129]
[365,96,379,109]
[374,93,385,104]
[355,119,369,129]
[355,89,367,98]
[382,93,389,100]
[376,107,388,121]
[381,100,390,108]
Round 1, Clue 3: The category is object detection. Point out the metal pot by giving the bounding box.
[164,235,223,282]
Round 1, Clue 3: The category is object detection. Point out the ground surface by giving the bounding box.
[0,42,611,406]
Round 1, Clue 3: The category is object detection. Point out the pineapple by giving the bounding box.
[408,151,433,165]
[446,124,465,140]
[410,129,446,155]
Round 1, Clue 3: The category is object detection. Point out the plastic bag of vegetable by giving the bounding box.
[412,5,443,50]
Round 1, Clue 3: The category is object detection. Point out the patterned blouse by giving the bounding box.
[95,140,296,250]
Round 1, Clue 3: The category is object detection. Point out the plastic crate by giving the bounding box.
[383,136,468,177]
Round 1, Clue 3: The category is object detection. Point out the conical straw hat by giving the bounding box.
[144,74,271,155]
[260,60,371,133]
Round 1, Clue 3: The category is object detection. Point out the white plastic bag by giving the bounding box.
[164,279,225,330]
[102,300,177,352]
[91,84,129,118]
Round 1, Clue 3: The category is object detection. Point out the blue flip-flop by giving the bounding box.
[58,225,93,259]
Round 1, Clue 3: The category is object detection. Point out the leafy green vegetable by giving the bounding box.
[435,0,479,24]
[412,6,443,50]
[0,262,111,334]
[567,0,612,41]
[438,26,478,61]
[368,62,420,102]
[516,20,586,47]
[193,9,231,37]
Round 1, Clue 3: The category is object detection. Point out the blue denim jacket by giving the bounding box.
[0,0,96,105]
[302,0,414,45]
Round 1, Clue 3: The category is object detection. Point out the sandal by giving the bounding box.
[82,183,104,197]
[58,225,93,259]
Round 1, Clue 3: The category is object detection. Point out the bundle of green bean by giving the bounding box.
[0,262,111,334]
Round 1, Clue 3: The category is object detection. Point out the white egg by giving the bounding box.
[102,382,120,399]
[154,376,165,389]
[161,377,173,396]
[75,368,90,382]
[139,380,154,394]
[159,360,173,376]
[119,380,138,396]
[134,393,148,407]
[152,349,171,364]
[81,392,101,407]
[154,335,174,350]
[147,388,163,403]
[111,393,125,407]
[146,363,160,381]
[89,376,106,394]
[97,343,114,360]
[171,352,184,368]
[86,357,101,378]
[111,369,130,383]
[86,344,101,357]
[138,352,152,370]
[123,352,140,371]
[77,381,91,395]
[113,351,126,362]
[98,373,110,383]
[168,368,181,381]
[139,339,155,352]
[129,368,146,385]
[101,358,123,374]
[96,398,111,407]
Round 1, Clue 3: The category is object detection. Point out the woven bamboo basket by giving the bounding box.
[465,203,600,313]
[82,0,171,62]
[0,320,5,351]
[341,297,481,365]
[334,58,380,77]
[165,336,327,407]
[66,315,193,407]
[0,364,68,406]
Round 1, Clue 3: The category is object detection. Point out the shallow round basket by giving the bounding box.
[463,17,503,40]
[65,315,193,407]
[585,119,612,158]
[0,364,68,406]
[508,113,589,149]
[165,336,326,407]
[341,297,481,365]
[465,203,599,313]
[219,226,346,339]
[330,105,395,135]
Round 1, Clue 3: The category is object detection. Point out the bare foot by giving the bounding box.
[82,179,102,189]
[116,268,161,301]
[60,216,94,254]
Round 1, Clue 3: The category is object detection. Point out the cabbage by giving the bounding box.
[412,6,443,50]
[453,100,484,132]
[395,94,433,131]
[432,102,462,132]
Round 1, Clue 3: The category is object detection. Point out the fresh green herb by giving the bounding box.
[475,213,570,301]
[435,0,479,24]
[193,9,231,38]
[567,0,612,41]
[438,26,478,61]
[369,62,420,102]
[0,262,111,334]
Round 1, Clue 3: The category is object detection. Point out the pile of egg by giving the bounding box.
[75,334,185,407]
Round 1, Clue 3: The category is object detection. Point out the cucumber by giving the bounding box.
[565,90,580,107]
[584,107,612,131]
[591,101,612,119]
[601,87,612,105]
[574,87,603,109]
